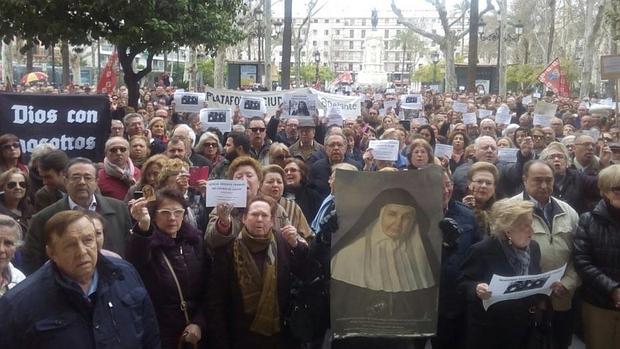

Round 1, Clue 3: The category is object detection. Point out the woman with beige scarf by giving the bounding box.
[97,136,140,200]
[206,195,308,349]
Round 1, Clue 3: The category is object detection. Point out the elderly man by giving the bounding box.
[0,211,160,348]
[310,133,362,197]
[98,137,141,200]
[170,125,212,168]
[510,160,580,349]
[572,134,603,175]
[289,118,324,161]
[452,135,534,201]
[551,117,564,139]
[22,158,132,274]
[123,112,146,138]
[246,117,271,165]
[110,119,125,137]
[479,119,497,138]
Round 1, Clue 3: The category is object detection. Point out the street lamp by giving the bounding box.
[431,51,440,86]
[314,50,321,85]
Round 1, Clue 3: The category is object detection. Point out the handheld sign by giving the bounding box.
[327,106,344,126]
[205,180,247,208]
[478,109,493,119]
[199,108,232,133]
[174,92,205,113]
[368,140,400,161]
[239,96,266,117]
[462,112,478,125]
[434,144,453,159]
[533,114,552,127]
[498,148,519,163]
[400,94,423,110]
[283,92,318,117]
[452,102,468,113]
[189,166,210,187]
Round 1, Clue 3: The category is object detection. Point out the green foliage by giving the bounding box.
[412,62,445,82]
[299,64,335,83]
[506,64,543,90]
[197,58,227,87]
[605,0,620,41]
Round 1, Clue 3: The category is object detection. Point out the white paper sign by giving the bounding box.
[498,148,519,163]
[383,99,397,111]
[401,94,423,110]
[495,105,511,125]
[411,117,428,126]
[239,96,267,117]
[327,106,344,126]
[478,109,493,119]
[533,114,552,127]
[368,140,400,161]
[522,95,532,106]
[452,102,468,113]
[199,108,232,133]
[205,180,247,208]
[434,144,453,159]
[533,92,542,98]
[283,92,318,117]
[174,92,206,113]
[534,100,558,118]
[463,112,478,125]
[483,264,567,311]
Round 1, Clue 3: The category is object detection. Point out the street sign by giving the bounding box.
[601,55,620,80]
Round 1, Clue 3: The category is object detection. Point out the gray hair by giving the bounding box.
[122,112,144,127]
[0,214,23,247]
[489,199,534,235]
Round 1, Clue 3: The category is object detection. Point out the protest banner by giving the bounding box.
[483,264,566,310]
[205,180,247,207]
[199,108,232,133]
[0,93,111,161]
[331,168,443,338]
[310,88,362,119]
[173,92,206,113]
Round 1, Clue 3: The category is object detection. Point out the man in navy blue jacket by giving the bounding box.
[0,210,160,349]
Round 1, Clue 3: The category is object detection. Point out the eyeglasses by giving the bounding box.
[6,181,26,189]
[108,147,127,153]
[250,127,266,133]
[204,142,219,148]
[1,142,20,151]
[156,208,185,218]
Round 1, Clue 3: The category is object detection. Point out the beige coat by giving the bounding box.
[510,193,580,311]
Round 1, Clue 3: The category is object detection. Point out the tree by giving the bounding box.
[506,63,543,91]
[412,62,446,83]
[580,0,607,99]
[293,1,325,87]
[1,0,245,107]
[391,0,494,92]
[299,63,335,84]
[391,29,426,81]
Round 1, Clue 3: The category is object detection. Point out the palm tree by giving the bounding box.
[391,29,425,85]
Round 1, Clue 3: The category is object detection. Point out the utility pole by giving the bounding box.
[264,0,272,90]
[467,0,479,92]
[281,0,292,89]
[498,0,507,97]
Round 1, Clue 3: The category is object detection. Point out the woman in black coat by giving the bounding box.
[127,188,210,349]
[282,158,322,222]
[459,198,552,349]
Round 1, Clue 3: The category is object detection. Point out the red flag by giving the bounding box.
[97,51,118,94]
[538,58,571,97]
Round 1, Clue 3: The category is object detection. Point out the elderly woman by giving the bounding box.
[407,138,435,170]
[260,165,313,240]
[268,143,290,169]
[125,154,169,202]
[128,189,209,349]
[206,195,307,349]
[0,134,28,174]
[0,169,34,233]
[460,199,550,349]
[98,136,141,200]
[282,158,322,222]
[129,134,151,169]
[149,116,168,143]
[206,156,290,250]
[574,164,620,349]
[195,132,224,168]
[540,142,599,214]
[462,162,499,236]
[0,215,26,297]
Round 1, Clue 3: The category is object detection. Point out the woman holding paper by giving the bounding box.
[462,162,499,237]
[459,199,551,349]
[128,188,210,349]
[407,138,436,170]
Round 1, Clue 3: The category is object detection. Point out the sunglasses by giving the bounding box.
[1,142,20,151]
[204,143,219,148]
[6,181,26,189]
[250,127,266,133]
[109,147,128,153]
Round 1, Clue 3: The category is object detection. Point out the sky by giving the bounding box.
[271,0,465,19]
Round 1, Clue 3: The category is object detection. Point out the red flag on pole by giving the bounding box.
[97,51,118,95]
[538,58,571,97]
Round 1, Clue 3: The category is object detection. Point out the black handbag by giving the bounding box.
[284,267,329,342]
[525,299,555,349]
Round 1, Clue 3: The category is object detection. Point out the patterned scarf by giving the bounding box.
[103,157,137,186]
[499,236,531,276]
[233,227,280,336]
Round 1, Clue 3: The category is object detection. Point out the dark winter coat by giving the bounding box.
[553,168,599,214]
[0,255,160,349]
[126,222,209,349]
[573,199,620,310]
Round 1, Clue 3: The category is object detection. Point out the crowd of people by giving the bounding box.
[0,83,619,349]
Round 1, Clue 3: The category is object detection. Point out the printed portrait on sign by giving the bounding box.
[330,169,443,338]
[207,111,226,123]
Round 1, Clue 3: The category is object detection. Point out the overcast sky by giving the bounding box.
[271,0,466,19]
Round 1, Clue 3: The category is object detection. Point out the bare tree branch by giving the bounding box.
[391,0,442,42]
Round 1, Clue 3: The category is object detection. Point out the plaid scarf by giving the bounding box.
[103,157,137,186]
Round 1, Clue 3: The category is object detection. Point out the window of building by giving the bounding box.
[350,29,354,38]
[407,53,412,61]
[324,41,328,46]
[325,30,329,35]
[384,29,389,38]
[349,63,353,71]
[349,41,354,49]
[384,41,389,50]
[324,51,329,58]
[336,19,340,23]
[359,64,363,71]
[362,19,366,26]
[324,19,329,23]
[396,29,401,36]
[313,29,318,35]
[313,40,317,46]
[384,52,388,61]
[313,19,318,23]
[361,29,366,38]
[395,52,400,61]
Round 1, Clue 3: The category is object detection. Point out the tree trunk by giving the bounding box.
[264,0,272,90]
[467,0,479,92]
[163,52,168,74]
[579,0,606,99]
[214,46,226,88]
[61,41,70,86]
[70,49,81,85]
[2,40,14,88]
[547,0,556,64]
[26,47,33,73]
[443,38,457,92]
[118,45,154,108]
[281,0,293,89]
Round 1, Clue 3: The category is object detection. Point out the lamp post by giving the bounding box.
[314,50,321,87]
[479,18,523,95]
[431,51,440,89]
